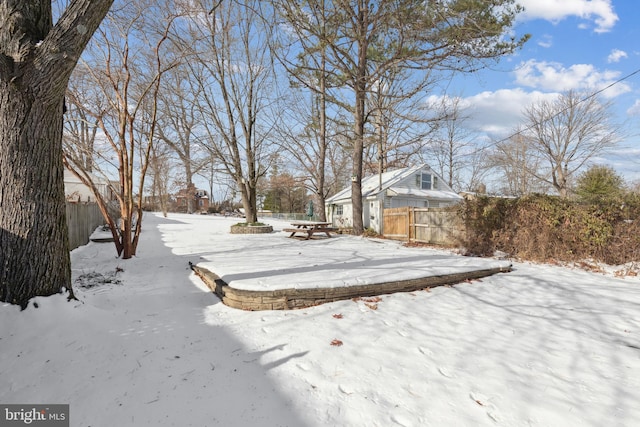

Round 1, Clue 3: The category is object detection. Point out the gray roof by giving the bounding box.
[326,164,462,204]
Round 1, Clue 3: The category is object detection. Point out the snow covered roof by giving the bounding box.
[326,164,461,203]
[387,186,463,201]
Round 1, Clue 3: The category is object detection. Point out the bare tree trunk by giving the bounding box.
[317,80,328,222]
[351,86,365,234]
[239,179,258,223]
[0,89,71,307]
[0,0,114,307]
[350,0,368,235]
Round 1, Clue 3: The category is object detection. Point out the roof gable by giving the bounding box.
[326,164,460,203]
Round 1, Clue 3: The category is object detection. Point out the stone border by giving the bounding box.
[189,263,511,311]
[230,224,273,234]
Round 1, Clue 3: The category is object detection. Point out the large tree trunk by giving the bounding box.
[0,0,114,307]
[351,87,365,235]
[350,0,368,236]
[0,87,71,307]
[240,180,258,223]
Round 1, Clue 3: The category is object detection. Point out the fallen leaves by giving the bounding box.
[614,268,638,277]
[352,296,382,310]
[332,313,343,319]
[330,339,343,347]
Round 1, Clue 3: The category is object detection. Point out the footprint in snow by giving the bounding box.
[390,413,411,426]
[469,391,502,423]
[296,363,310,372]
[438,366,454,378]
[339,384,354,395]
[418,346,433,356]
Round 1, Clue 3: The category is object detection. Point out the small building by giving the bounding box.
[175,186,210,213]
[325,164,463,233]
[64,169,115,203]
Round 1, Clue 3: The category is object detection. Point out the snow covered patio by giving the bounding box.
[179,215,511,310]
[1,212,639,426]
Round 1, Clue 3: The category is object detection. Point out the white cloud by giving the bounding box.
[517,0,618,33]
[627,99,640,117]
[469,89,558,133]
[607,49,628,63]
[537,34,553,48]
[513,59,631,97]
[428,89,558,136]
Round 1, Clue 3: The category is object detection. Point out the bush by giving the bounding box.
[574,165,624,204]
[460,194,640,264]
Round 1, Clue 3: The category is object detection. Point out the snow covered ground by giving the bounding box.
[1,212,639,426]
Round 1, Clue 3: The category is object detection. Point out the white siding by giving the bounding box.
[329,203,353,229]
[64,170,109,202]
[368,199,383,233]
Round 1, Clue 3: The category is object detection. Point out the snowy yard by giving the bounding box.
[1,212,639,426]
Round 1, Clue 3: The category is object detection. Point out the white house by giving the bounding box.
[325,164,463,233]
[64,169,112,203]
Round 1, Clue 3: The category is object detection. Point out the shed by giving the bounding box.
[325,164,462,233]
[64,169,113,203]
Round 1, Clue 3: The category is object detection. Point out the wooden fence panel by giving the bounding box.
[382,207,410,240]
[383,207,462,245]
[66,202,105,250]
[411,208,463,245]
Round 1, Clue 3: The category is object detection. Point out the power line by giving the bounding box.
[467,66,640,155]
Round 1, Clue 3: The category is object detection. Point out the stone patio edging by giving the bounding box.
[229,224,273,234]
[189,262,512,311]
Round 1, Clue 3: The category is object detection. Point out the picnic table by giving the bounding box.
[282,221,337,240]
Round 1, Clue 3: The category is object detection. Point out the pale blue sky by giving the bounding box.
[441,0,640,183]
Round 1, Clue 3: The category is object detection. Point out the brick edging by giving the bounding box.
[189,262,511,311]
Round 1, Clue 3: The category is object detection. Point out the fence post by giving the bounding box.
[405,206,410,242]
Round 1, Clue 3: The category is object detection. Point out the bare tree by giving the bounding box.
[177,0,276,223]
[364,68,441,178]
[272,88,345,221]
[1,0,114,307]
[155,64,209,213]
[271,0,340,221]
[65,65,102,174]
[422,96,476,192]
[146,140,174,216]
[522,90,621,197]
[488,129,548,196]
[63,0,178,258]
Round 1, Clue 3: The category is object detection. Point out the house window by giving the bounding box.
[421,173,432,190]
[336,205,343,216]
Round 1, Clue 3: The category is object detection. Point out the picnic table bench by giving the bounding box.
[282,221,337,240]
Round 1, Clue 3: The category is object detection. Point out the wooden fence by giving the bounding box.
[383,207,463,245]
[66,202,106,250]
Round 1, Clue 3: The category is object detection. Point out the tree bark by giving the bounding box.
[0,0,114,307]
[350,0,368,235]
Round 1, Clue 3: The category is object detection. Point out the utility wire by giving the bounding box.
[465,66,640,156]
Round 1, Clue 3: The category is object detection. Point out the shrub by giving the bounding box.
[461,194,640,264]
[574,165,624,204]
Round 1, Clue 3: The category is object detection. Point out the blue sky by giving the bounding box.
[441,0,640,184]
